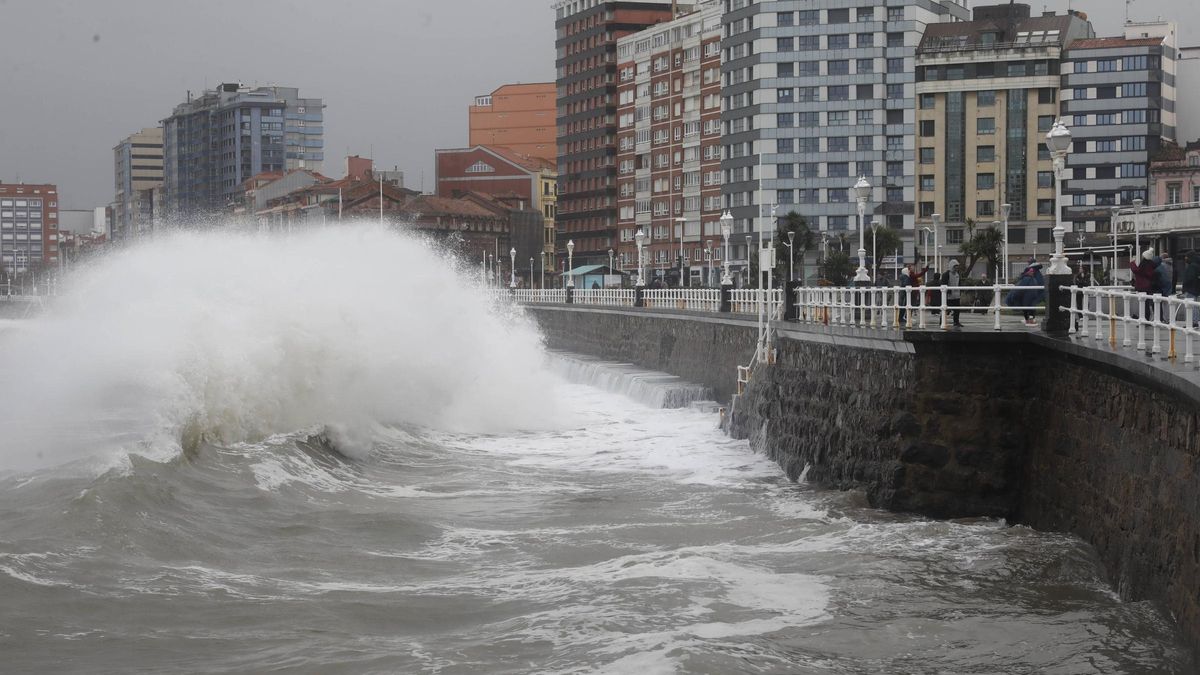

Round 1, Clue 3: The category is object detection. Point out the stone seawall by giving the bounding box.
[527,304,1200,656]
[526,305,758,403]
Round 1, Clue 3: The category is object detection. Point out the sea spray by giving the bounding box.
[0,224,559,473]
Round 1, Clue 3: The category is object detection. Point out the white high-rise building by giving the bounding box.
[720,0,969,273]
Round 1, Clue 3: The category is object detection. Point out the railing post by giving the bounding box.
[1186,303,1195,365]
[1152,297,1163,355]
[939,285,948,331]
[1136,293,1147,351]
[1042,269,1072,336]
[1123,293,1132,348]
[918,284,927,329]
[992,282,1002,331]
[1168,297,1178,361]
[719,283,731,313]
[1068,285,1078,335]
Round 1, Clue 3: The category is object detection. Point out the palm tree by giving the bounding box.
[774,211,815,284]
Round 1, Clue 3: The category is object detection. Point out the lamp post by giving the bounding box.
[541,251,546,290]
[853,176,871,284]
[719,210,733,285]
[1001,203,1012,283]
[931,212,942,274]
[1046,119,1072,275]
[1110,205,1122,278]
[706,240,715,286]
[1133,197,1143,259]
[674,217,688,288]
[785,230,796,284]
[530,257,534,289]
[566,239,575,288]
[870,219,880,283]
[488,254,494,287]
[608,247,614,282]
[635,229,647,287]
[509,247,517,288]
[921,227,933,268]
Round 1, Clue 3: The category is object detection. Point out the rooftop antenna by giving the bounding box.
[1125,0,1133,24]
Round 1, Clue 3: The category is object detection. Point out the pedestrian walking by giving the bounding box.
[1129,248,1159,319]
[1006,263,1045,325]
[945,260,963,327]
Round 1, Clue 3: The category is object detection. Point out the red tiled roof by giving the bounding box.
[402,195,502,218]
[485,145,556,173]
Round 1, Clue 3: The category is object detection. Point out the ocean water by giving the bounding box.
[0,227,1189,673]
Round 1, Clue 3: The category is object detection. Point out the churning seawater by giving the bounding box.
[0,227,1190,674]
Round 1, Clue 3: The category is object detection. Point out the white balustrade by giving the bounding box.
[1064,286,1200,364]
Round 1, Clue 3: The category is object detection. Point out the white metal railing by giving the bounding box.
[642,288,721,312]
[729,288,783,316]
[1065,286,1200,363]
[793,284,1045,331]
[571,288,636,306]
[508,288,567,304]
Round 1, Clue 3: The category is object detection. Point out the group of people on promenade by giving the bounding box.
[893,259,1047,327]
[1127,248,1200,322]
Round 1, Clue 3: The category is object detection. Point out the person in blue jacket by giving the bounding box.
[1006,262,1045,326]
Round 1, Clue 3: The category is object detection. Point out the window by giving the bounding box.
[887,6,904,21]
[777,138,794,153]
[920,93,936,109]
[797,36,819,50]
[777,37,795,52]
[828,8,850,23]
[1097,59,1117,72]
[798,112,819,127]
[887,84,904,100]
[1073,87,1087,100]
[829,34,850,49]
[797,86,819,102]
[1037,199,1055,216]
[857,32,874,47]
[946,228,964,244]
[856,136,874,151]
[857,84,874,99]
[1123,110,1148,124]
[777,88,793,103]
[887,58,904,73]
[920,201,935,217]
[798,10,819,25]
[828,137,849,152]
[827,162,849,178]
[976,173,995,190]
[828,189,848,204]
[1167,183,1182,204]
[920,148,935,164]
[798,137,819,153]
[857,8,875,21]
[1037,171,1053,188]
[857,58,874,74]
[828,60,849,75]
[828,85,849,101]
[977,146,995,162]
[920,175,935,191]
[1037,228,1053,244]
[920,120,935,137]
[976,201,995,217]
[887,32,904,47]
[798,163,819,177]
[777,189,794,204]
[777,12,794,26]
[977,90,995,107]
[777,164,794,179]
[859,110,875,124]
[798,61,820,76]
[1096,85,1116,99]
[777,62,794,77]
[886,161,903,178]
[977,117,995,134]
[1122,82,1147,97]
[1122,55,1148,71]
[828,111,849,126]
[1075,61,1089,73]
[777,113,794,128]
[1037,115,1054,132]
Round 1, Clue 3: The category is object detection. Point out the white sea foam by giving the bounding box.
[0,225,559,473]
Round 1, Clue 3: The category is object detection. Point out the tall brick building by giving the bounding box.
[469,84,557,162]
[554,0,678,269]
[0,183,60,269]
[614,1,723,284]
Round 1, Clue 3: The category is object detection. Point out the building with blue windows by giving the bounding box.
[162,83,323,221]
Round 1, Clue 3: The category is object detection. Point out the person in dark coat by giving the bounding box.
[944,260,963,327]
[1182,252,1200,327]
[1072,268,1091,332]
[1006,263,1045,325]
[898,266,912,325]
[1129,248,1160,319]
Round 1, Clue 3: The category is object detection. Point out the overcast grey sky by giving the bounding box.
[0,0,1190,209]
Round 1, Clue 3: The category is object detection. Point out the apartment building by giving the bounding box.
[554,0,679,269]
[721,0,970,276]
[0,183,60,268]
[470,83,557,162]
[112,127,163,241]
[1061,21,1177,231]
[914,4,1093,275]
[614,1,723,284]
[162,83,323,220]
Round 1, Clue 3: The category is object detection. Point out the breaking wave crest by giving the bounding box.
[0,224,557,473]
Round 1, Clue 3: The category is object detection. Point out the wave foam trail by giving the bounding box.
[0,225,558,473]
[548,353,714,408]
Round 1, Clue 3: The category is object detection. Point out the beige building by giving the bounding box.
[914,4,1093,278]
[112,126,163,241]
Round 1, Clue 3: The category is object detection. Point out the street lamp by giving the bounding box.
[674,216,688,288]
[1046,118,1073,275]
[566,239,575,288]
[931,212,942,273]
[921,227,933,268]
[1133,197,1144,259]
[870,219,880,282]
[853,176,871,283]
[635,229,647,287]
[608,247,614,280]
[509,247,517,288]
[1001,203,1012,283]
[785,230,796,284]
[530,257,534,289]
[719,210,733,286]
